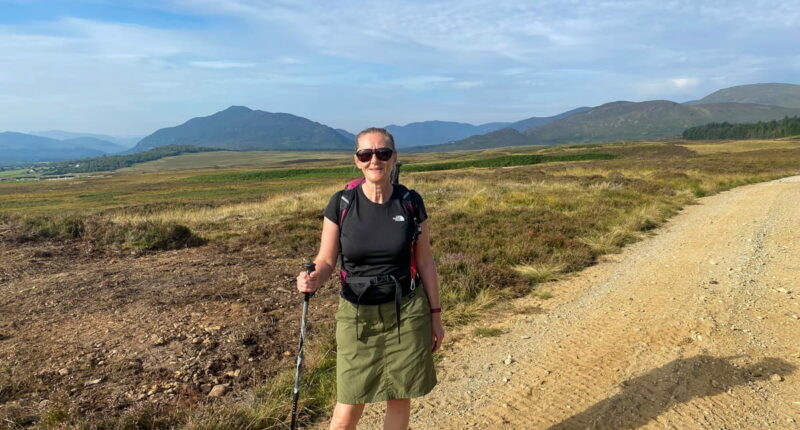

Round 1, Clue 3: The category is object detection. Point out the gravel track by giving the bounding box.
[344,175,800,429]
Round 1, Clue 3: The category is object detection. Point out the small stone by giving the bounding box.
[776,288,791,294]
[208,384,227,397]
[503,355,514,365]
[225,369,241,378]
[191,337,203,345]
[709,280,719,285]
[770,374,783,382]
[791,314,799,320]
[58,368,69,376]
[708,260,717,265]
[520,335,531,339]
[283,351,292,357]
[502,377,510,383]
[151,336,166,346]
[85,378,103,386]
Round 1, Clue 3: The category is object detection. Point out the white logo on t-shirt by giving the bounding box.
[393,215,405,222]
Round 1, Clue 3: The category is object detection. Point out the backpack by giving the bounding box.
[335,177,422,342]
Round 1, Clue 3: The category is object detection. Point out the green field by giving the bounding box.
[0,169,36,180]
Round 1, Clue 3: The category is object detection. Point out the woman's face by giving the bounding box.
[355,132,396,184]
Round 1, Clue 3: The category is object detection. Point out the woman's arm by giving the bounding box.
[416,220,445,352]
[297,217,340,293]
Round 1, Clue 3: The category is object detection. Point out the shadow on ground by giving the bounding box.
[549,355,796,430]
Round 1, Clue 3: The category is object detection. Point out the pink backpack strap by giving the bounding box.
[345,178,366,190]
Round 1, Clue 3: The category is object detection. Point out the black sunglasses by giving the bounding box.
[355,147,394,162]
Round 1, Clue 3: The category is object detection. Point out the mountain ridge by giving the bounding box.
[131,106,353,152]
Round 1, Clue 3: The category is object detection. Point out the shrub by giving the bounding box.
[102,221,207,251]
[0,214,205,251]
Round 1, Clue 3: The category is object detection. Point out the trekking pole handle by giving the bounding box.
[304,262,316,300]
[391,162,402,185]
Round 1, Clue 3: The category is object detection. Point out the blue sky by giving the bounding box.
[0,0,798,136]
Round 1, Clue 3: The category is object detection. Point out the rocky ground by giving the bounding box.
[346,176,800,429]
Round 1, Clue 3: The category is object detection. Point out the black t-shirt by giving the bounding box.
[324,184,427,280]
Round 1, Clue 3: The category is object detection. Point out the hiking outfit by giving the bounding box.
[323,183,438,404]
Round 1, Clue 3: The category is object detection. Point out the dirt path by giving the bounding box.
[350,176,800,429]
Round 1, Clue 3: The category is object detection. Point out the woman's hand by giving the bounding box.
[296,270,321,294]
[431,314,445,352]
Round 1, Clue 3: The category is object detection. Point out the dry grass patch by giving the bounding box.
[513,262,567,283]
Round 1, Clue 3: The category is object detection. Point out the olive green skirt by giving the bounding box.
[334,289,438,404]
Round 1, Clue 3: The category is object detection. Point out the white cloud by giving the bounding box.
[632,77,703,98]
[190,61,255,69]
[670,78,700,90]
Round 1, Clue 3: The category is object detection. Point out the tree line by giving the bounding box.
[682,116,800,140]
[44,145,222,175]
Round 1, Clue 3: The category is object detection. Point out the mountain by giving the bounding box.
[385,121,503,148]
[335,128,356,142]
[696,83,800,108]
[524,100,800,144]
[508,107,592,131]
[427,99,800,150]
[31,130,141,150]
[61,137,126,154]
[132,106,352,152]
[0,132,105,164]
[386,107,590,148]
[408,128,535,153]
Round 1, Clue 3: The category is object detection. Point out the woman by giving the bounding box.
[297,127,444,430]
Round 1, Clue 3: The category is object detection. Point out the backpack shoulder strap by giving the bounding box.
[394,184,419,223]
[337,182,361,285]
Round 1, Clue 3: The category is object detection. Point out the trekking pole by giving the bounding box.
[391,162,402,184]
[291,261,315,430]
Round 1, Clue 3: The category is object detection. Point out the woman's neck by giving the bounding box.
[361,180,393,204]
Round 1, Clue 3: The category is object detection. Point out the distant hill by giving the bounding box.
[0,132,105,164]
[385,121,503,148]
[408,128,535,153]
[427,100,800,150]
[61,137,126,154]
[335,128,356,142]
[508,107,592,131]
[525,101,800,144]
[132,106,352,152]
[696,83,800,108]
[386,107,590,148]
[31,130,140,150]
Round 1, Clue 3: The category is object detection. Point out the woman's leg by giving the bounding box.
[329,402,365,430]
[384,398,411,430]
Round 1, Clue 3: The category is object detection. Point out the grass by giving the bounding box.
[678,138,800,155]
[0,169,31,179]
[183,152,616,183]
[2,139,800,428]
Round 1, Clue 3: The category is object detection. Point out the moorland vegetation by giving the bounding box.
[1,139,799,429]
